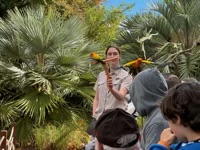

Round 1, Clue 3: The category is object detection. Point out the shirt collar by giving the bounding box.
[110,67,121,76]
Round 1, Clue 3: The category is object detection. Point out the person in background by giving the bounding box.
[181,77,198,83]
[129,68,169,150]
[149,82,200,150]
[162,73,181,89]
[87,46,132,150]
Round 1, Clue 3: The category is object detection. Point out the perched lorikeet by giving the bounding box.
[90,52,104,64]
[90,52,118,79]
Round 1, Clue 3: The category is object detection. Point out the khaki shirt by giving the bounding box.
[93,68,132,119]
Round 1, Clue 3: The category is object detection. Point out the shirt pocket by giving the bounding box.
[113,78,122,90]
[97,81,106,90]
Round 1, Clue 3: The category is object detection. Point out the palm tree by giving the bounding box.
[116,0,200,79]
[0,6,98,145]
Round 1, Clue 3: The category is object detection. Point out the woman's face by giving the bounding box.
[106,47,120,67]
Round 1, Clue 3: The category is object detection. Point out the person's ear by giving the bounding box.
[176,116,181,125]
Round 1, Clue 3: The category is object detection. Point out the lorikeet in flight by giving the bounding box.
[123,58,153,76]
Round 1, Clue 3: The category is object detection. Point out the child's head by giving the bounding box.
[165,74,181,89]
[95,108,141,149]
[161,82,200,138]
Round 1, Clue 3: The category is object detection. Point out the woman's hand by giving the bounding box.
[107,76,113,91]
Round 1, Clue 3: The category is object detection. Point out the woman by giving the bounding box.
[93,46,132,120]
[93,46,132,149]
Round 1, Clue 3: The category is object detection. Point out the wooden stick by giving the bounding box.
[102,57,118,63]
[102,57,118,79]
[103,64,111,79]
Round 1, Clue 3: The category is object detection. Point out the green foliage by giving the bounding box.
[44,0,103,18]
[0,100,18,127]
[0,5,97,146]
[116,0,200,79]
[84,4,133,46]
[136,116,145,130]
[0,0,46,18]
[47,0,134,47]
[34,120,89,150]
[0,0,134,53]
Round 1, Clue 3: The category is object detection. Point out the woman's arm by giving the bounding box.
[109,85,128,101]
[92,90,99,116]
[107,75,131,101]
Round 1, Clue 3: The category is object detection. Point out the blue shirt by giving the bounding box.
[149,142,200,150]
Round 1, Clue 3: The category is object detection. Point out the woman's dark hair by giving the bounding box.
[105,45,121,55]
[161,82,200,131]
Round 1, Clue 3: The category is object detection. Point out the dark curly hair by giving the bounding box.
[161,82,200,132]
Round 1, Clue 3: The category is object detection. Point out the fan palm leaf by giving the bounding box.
[0,5,97,144]
[0,100,18,127]
[117,0,200,78]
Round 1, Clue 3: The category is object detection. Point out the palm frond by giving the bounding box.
[0,61,25,77]
[178,54,200,79]
[15,117,34,145]
[15,90,63,124]
[0,100,18,127]
[0,5,98,145]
